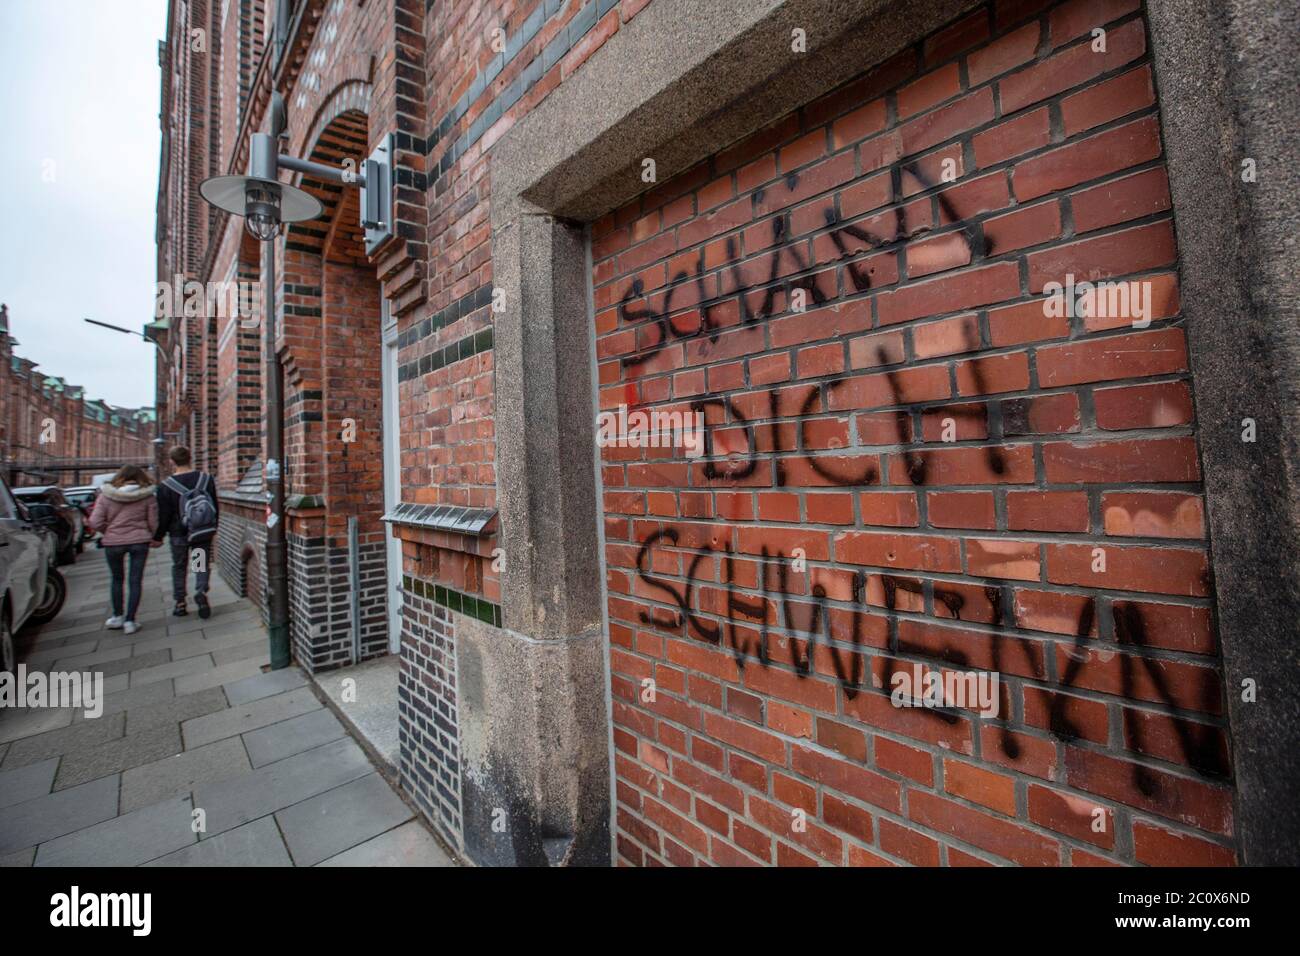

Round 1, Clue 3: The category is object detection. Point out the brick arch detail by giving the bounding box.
[298,78,374,161]
[284,105,370,259]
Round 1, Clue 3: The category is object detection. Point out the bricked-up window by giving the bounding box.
[593,0,1232,868]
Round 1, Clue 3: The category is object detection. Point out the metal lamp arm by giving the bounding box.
[245,123,393,244]
[277,153,368,187]
[276,150,387,232]
[83,318,173,369]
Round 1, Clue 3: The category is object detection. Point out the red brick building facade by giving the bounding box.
[154,0,1300,867]
[0,305,156,486]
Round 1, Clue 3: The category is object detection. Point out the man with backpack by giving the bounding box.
[153,445,220,618]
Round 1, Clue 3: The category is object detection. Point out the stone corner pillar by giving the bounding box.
[455,210,611,867]
[1146,0,1300,864]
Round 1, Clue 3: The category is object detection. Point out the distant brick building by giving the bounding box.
[154,0,1299,867]
[0,304,156,486]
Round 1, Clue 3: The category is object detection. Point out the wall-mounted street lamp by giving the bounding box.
[152,430,181,449]
[199,93,394,250]
[198,128,322,240]
[196,90,392,670]
[84,317,176,438]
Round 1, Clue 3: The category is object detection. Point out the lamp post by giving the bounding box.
[83,317,174,479]
[84,317,170,356]
[197,91,390,671]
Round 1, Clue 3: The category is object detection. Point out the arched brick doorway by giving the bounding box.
[279,105,391,671]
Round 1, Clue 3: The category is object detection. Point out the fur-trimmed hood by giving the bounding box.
[98,482,156,503]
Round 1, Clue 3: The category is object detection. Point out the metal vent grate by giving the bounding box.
[381,503,497,536]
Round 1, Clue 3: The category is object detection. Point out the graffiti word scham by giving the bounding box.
[617,162,978,371]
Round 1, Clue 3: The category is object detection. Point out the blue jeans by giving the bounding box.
[105,542,150,621]
[170,536,212,602]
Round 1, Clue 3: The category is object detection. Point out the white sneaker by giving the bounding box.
[105,616,125,629]
[123,621,140,635]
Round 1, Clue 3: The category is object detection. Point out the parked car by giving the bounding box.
[0,477,67,674]
[62,485,99,539]
[13,486,84,565]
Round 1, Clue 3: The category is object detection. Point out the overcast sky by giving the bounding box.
[0,0,167,409]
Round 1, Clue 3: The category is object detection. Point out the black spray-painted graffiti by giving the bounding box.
[619,163,1004,485]
[616,164,1225,798]
[688,337,1003,490]
[633,533,1226,793]
[617,163,981,371]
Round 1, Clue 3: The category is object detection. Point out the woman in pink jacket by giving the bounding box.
[89,466,161,635]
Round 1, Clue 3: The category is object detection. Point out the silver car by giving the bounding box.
[0,475,67,673]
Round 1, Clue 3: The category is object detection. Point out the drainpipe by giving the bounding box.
[273,0,290,70]
[263,228,291,670]
[348,515,361,664]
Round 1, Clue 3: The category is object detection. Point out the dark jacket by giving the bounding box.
[153,470,220,541]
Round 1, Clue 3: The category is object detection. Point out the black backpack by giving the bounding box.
[164,473,217,544]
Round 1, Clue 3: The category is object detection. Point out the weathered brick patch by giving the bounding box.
[593,0,1233,867]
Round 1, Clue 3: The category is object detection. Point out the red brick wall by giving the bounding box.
[216,257,263,488]
[594,0,1234,867]
[156,0,223,466]
[321,258,385,538]
[0,320,155,483]
[394,0,661,608]
[279,245,326,501]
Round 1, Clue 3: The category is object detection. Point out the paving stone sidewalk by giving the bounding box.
[0,545,453,867]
